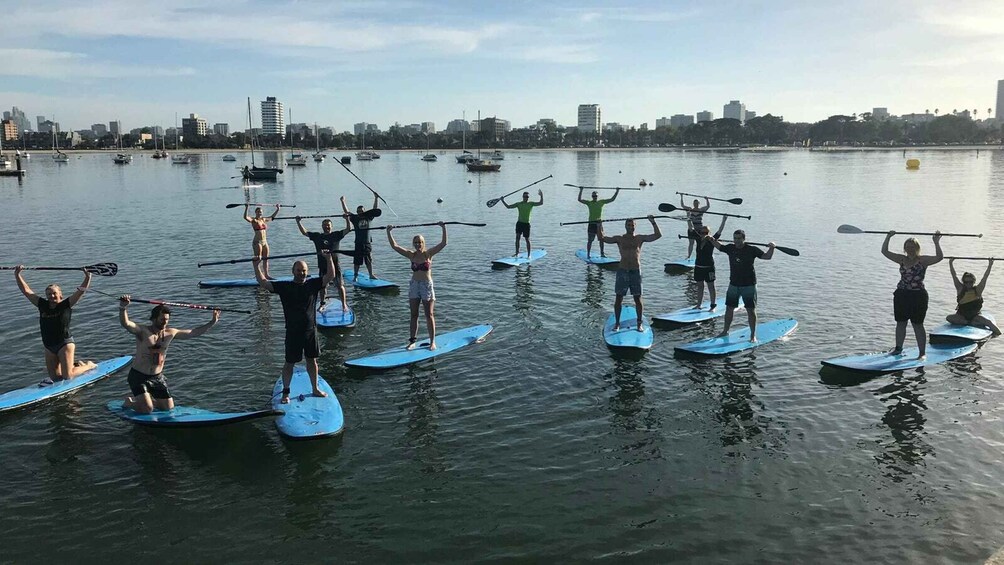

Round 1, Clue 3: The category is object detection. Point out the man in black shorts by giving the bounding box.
[296,215,351,310]
[340,194,381,281]
[118,296,219,414]
[693,216,728,310]
[254,251,335,404]
[501,189,544,257]
[709,229,775,341]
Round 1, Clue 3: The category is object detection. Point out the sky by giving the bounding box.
[1,0,1002,132]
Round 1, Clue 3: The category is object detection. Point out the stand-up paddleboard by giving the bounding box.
[345,324,493,370]
[575,249,619,266]
[664,258,696,270]
[107,401,282,428]
[603,307,654,350]
[930,313,997,343]
[272,368,344,439]
[821,343,977,373]
[343,269,398,290]
[492,249,547,268]
[652,301,743,325]
[0,356,132,414]
[199,276,295,288]
[675,318,797,356]
[316,302,355,328]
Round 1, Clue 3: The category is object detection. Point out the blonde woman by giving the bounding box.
[882,231,943,358]
[244,204,280,279]
[387,222,447,350]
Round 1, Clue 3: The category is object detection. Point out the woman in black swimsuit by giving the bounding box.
[881,231,943,358]
[947,258,1001,336]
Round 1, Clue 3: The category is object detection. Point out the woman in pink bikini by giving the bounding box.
[386,222,447,350]
[244,204,280,279]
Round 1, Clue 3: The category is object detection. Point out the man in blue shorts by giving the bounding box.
[710,229,774,341]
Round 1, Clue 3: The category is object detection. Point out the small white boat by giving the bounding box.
[113,153,133,164]
[287,152,308,166]
[313,153,325,162]
[421,153,437,162]
[0,154,12,169]
[171,154,192,164]
[355,151,374,161]
[222,154,237,162]
[489,149,504,160]
[52,152,69,163]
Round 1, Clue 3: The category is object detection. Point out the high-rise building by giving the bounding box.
[38,120,58,134]
[1,119,17,142]
[36,115,46,130]
[354,122,369,135]
[445,119,470,133]
[421,122,435,134]
[91,123,108,136]
[260,97,284,136]
[479,117,507,142]
[109,121,122,135]
[723,100,746,124]
[670,114,695,128]
[996,80,1004,123]
[577,104,601,134]
[366,124,379,133]
[696,111,714,123]
[6,107,30,132]
[213,123,229,136]
[746,111,757,120]
[181,113,208,138]
[536,118,558,131]
[872,107,889,120]
[655,117,671,128]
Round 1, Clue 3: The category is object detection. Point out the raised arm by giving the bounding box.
[639,216,662,242]
[708,235,726,251]
[577,188,586,204]
[172,310,220,340]
[597,225,617,244]
[949,258,962,289]
[119,296,142,336]
[14,265,40,305]
[976,258,994,294]
[606,188,620,203]
[243,204,252,224]
[716,215,728,236]
[372,193,380,210]
[881,231,905,263]
[537,189,544,206]
[501,197,516,209]
[761,243,776,261]
[385,226,412,258]
[295,216,309,237]
[428,223,448,256]
[340,196,351,215]
[268,204,281,221]
[67,269,92,307]
[700,197,711,212]
[921,232,944,266]
[252,258,274,292]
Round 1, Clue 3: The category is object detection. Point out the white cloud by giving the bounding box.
[0,48,195,79]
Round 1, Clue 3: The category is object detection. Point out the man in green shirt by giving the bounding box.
[577,188,620,257]
[502,189,544,257]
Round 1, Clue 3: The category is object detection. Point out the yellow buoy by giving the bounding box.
[906,159,920,170]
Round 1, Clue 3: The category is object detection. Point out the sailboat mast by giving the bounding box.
[247,97,256,168]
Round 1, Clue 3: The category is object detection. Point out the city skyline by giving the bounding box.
[1,0,1001,131]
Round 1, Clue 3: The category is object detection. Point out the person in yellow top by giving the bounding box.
[501,189,543,257]
[577,188,620,257]
[947,258,1001,336]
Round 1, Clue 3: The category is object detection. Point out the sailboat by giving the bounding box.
[355,128,375,161]
[312,123,325,162]
[171,114,191,164]
[51,125,69,163]
[421,132,437,161]
[0,132,11,169]
[113,125,133,164]
[466,111,500,172]
[243,97,283,181]
[286,110,307,166]
[456,110,474,164]
[152,129,163,159]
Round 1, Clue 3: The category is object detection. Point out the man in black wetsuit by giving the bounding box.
[254,251,335,404]
[340,194,381,281]
[295,215,351,311]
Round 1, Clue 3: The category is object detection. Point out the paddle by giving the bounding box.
[371,222,487,230]
[837,224,983,238]
[562,183,642,191]
[226,203,295,209]
[88,288,251,314]
[0,262,118,276]
[658,203,751,219]
[333,157,399,217]
[676,234,799,256]
[198,250,357,268]
[273,214,349,220]
[944,256,996,261]
[486,175,553,208]
[560,215,678,226]
[676,192,743,205]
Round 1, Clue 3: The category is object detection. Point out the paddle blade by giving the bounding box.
[658,203,677,213]
[837,224,865,234]
[776,246,800,256]
[486,198,500,208]
[84,262,118,276]
[727,198,744,205]
[225,203,243,208]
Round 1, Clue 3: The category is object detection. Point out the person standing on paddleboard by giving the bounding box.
[244,204,280,279]
[710,229,775,341]
[694,216,729,310]
[598,216,662,331]
[386,222,447,351]
[680,195,710,259]
[296,216,351,311]
[254,251,335,404]
[14,266,97,384]
[578,188,620,257]
[117,297,219,414]
[946,258,1001,336]
[502,189,543,257]
[882,231,943,358]
[341,194,381,282]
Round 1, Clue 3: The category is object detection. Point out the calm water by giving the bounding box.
[2,148,1004,563]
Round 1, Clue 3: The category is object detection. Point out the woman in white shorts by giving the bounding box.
[387,222,447,350]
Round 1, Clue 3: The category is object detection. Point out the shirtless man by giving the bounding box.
[598,216,662,331]
[118,297,219,414]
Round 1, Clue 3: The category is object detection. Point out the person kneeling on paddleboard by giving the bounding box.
[680,195,710,259]
[947,258,1000,335]
[14,265,97,384]
[387,222,447,350]
[882,231,943,359]
[118,297,219,414]
[501,189,543,258]
[598,216,662,332]
[296,216,351,311]
[694,216,728,310]
[254,252,335,404]
[341,194,381,282]
[710,229,774,342]
[578,188,619,258]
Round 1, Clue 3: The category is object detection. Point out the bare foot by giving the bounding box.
[749,336,758,343]
[636,322,645,332]
[429,342,438,351]
[312,388,328,398]
[280,395,290,404]
[612,324,620,331]
[917,353,927,361]
[890,347,904,356]
[693,304,703,310]
[123,396,135,408]
[717,331,729,338]
[406,340,418,351]
[709,303,717,311]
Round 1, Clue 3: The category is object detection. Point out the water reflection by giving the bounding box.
[581,267,606,308]
[401,368,446,475]
[513,266,535,314]
[873,373,932,481]
[602,359,663,466]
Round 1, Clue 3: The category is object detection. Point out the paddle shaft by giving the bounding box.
[227,203,295,208]
[560,215,676,226]
[563,184,642,191]
[88,288,251,314]
[944,256,995,261]
[864,230,981,237]
[274,214,349,220]
[0,263,118,276]
[198,250,356,267]
[676,192,742,204]
[374,222,487,230]
[658,203,750,219]
[487,175,553,207]
[334,157,398,217]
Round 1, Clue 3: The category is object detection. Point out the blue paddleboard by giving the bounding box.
[316,302,356,328]
[198,276,295,288]
[492,249,547,268]
[664,258,696,270]
[603,307,654,350]
[821,342,977,373]
[345,324,493,370]
[675,318,798,356]
[652,300,743,324]
[930,313,997,343]
[107,401,282,428]
[0,356,132,414]
[272,368,344,439]
[343,269,398,289]
[575,249,619,266]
